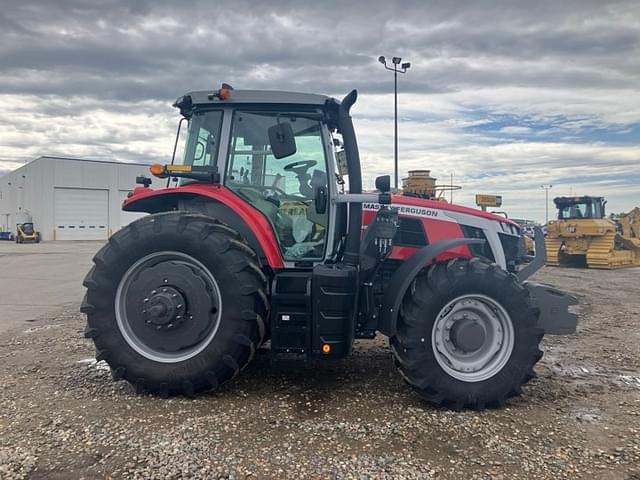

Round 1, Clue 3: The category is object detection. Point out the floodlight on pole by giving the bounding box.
[378,55,411,190]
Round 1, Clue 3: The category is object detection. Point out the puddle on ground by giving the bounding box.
[24,324,62,334]
[76,358,110,371]
[549,362,640,389]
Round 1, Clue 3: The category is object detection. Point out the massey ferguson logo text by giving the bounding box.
[363,203,440,218]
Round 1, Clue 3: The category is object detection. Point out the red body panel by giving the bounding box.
[388,194,517,225]
[124,184,286,268]
[124,186,504,268]
[362,203,472,262]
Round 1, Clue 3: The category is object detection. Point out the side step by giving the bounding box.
[269,271,312,365]
[269,264,359,365]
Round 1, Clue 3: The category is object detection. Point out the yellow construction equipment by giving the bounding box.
[617,206,640,253]
[401,170,461,201]
[14,212,40,244]
[545,196,640,269]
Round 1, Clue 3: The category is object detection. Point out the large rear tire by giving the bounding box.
[391,257,543,409]
[82,211,268,397]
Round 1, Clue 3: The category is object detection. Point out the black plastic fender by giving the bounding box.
[378,238,485,337]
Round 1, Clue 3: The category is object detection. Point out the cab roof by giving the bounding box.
[183,89,332,107]
[554,195,604,206]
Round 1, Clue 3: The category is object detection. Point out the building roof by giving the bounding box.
[34,156,151,167]
[0,156,151,179]
[184,89,332,107]
[553,195,604,205]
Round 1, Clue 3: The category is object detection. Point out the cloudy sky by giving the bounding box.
[1,0,639,221]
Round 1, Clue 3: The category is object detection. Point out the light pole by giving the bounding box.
[541,184,553,224]
[378,55,411,190]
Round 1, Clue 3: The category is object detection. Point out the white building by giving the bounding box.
[0,156,151,241]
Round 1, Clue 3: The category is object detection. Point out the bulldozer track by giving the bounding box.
[544,237,563,266]
[586,232,634,269]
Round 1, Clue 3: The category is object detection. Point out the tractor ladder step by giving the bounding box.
[269,271,313,366]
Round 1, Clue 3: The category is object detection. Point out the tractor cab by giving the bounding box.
[140,87,351,267]
[20,222,35,235]
[554,196,606,220]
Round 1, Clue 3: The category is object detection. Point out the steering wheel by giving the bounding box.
[250,184,307,203]
[252,185,288,197]
[284,160,317,176]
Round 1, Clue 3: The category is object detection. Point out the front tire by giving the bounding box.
[82,211,268,397]
[391,257,543,409]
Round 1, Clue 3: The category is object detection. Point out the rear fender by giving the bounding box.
[123,186,284,268]
[378,238,484,336]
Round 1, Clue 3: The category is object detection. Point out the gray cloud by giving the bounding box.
[0,0,639,221]
[1,0,638,98]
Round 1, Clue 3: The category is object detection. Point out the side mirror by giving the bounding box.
[268,122,297,159]
[375,175,391,193]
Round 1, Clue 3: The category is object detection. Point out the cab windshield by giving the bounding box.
[558,201,603,219]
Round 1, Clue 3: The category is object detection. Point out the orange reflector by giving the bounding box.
[322,344,331,354]
[149,164,165,176]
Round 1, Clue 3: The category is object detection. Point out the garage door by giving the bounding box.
[54,188,109,240]
[119,190,146,230]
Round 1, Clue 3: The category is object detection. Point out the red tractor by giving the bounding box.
[82,86,577,409]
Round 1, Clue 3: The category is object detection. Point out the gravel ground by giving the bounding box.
[1,266,639,479]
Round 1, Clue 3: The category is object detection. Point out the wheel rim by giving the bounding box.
[431,294,514,382]
[115,251,222,363]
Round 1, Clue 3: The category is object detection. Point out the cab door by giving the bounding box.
[224,110,330,262]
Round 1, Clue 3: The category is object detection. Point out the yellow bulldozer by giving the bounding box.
[545,196,640,269]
